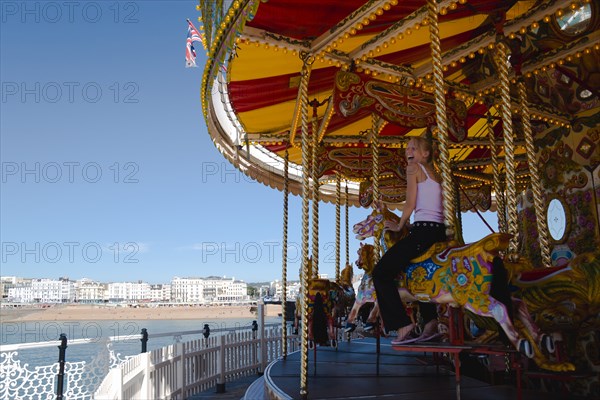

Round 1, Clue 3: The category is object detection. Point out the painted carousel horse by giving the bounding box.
[354,205,575,371]
[295,259,355,348]
[344,247,379,333]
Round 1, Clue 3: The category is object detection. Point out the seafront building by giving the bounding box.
[171,276,249,304]
[2,275,250,304]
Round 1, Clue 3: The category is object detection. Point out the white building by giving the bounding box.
[170,277,248,304]
[149,284,171,302]
[107,281,151,302]
[171,277,205,303]
[270,280,301,301]
[75,278,106,303]
[8,278,75,303]
[7,283,33,303]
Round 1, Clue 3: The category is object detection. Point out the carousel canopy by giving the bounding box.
[200,0,599,210]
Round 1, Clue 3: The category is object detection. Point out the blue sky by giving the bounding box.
[0,0,497,284]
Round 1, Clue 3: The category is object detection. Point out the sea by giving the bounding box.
[1,317,281,369]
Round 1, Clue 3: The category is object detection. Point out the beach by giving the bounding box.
[0,303,283,322]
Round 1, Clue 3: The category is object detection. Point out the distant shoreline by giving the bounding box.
[0,304,283,322]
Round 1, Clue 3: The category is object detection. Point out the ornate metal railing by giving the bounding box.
[94,323,300,399]
[1,308,296,399]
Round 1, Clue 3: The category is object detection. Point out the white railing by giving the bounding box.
[95,323,300,399]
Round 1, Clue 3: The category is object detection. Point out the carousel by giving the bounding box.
[194,0,599,398]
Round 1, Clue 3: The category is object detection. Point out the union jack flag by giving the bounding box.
[186,19,204,68]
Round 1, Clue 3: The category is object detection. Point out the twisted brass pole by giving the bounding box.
[488,113,507,233]
[371,115,382,262]
[518,79,552,267]
[345,183,350,266]
[311,111,320,277]
[496,40,520,262]
[335,173,341,280]
[298,53,313,400]
[281,148,289,358]
[428,0,456,241]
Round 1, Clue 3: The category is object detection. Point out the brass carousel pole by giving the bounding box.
[281,147,289,358]
[428,0,456,241]
[298,52,313,400]
[311,105,320,277]
[488,113,508,233]
[518,78,552,267]
[495,37,520,262]
[335,173,341,281]
[371,115,382,262]
[345,183,350,267]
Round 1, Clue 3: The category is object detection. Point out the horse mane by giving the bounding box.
[358,244,376,275]
[339,263,354,287]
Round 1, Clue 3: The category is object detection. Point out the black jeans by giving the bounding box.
[372,221,446,331]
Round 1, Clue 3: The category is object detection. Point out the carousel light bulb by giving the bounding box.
[350,28,357,35]
[356,23,363,30]
[406,28,412,35]
[440,7,447,15]
[369,14,377,21]
[383,3,391,10]
[376,8,384,15]
[543,16,551,23]
[390,38,396,44]
[390,0,398,5]
[556,10,563,17]
[450,2,458,10]
[363,18,370,25]
[520,27,527,34]
[414,23,421,30]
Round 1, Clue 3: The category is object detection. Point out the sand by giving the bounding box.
[0,304,283,322]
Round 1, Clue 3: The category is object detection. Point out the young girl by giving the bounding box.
[372,136,446,344]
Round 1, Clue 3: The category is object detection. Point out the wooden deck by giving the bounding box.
[260,337,578,400]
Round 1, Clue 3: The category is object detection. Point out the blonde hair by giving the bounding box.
[408,136,434,164]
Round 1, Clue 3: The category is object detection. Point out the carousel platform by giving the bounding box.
[260,337,578,400]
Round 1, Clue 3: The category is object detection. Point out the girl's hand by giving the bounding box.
[383,220,401,232]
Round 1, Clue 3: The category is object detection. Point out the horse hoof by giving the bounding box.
[308,340,314,350]
[518,339,533,358]
[331,339,337,348]
[541,334,555,354]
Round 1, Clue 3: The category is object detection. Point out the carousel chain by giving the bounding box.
[428,0,456,241]
[311,114,320,276]
[335,173,341,281]
[496,40,520,262]
[488,114,507,233]
[371,115,382,262]
[518,79,552,268]
[281,147,289,357]
[299,56,312,399]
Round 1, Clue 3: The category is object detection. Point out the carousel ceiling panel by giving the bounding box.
[238,92,330,133]
[200,0,600,204]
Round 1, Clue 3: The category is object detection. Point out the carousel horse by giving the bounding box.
[354,205,575,371]
[344,247,379,333]
[294,259,355,348]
